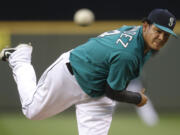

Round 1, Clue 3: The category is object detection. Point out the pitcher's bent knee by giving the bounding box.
[22,106,48,120]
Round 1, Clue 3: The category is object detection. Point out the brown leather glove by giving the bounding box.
[137,88,148,107]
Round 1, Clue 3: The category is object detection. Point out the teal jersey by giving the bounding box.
[70,25,153,97]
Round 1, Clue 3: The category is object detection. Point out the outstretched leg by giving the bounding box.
[1,44,37,107]
[1,44,88,120]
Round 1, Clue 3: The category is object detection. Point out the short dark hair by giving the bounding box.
[142,17,153,24]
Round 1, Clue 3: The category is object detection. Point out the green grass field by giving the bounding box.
[0,112,180,135]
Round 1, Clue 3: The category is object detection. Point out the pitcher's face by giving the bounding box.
[143,23,170,51]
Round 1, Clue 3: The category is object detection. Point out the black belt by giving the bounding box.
[66,62,74,75]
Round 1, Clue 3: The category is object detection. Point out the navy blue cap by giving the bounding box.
[147,9,176,37]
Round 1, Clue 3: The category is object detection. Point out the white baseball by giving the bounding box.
[73,8,95,26]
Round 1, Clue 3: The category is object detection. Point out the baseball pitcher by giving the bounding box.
[0,9,176,135]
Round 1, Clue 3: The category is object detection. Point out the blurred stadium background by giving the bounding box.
[0,0,180,135]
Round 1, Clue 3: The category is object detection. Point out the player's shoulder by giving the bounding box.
[119,25,144,53]
[118,25,142,34]
[116,25,143,47]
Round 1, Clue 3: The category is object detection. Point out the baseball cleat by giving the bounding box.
[0,47,16,61]
[0,43,32,61]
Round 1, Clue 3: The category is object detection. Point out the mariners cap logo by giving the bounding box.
[169,17,175,27]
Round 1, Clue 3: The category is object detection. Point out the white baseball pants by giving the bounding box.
[8,44,116,135]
